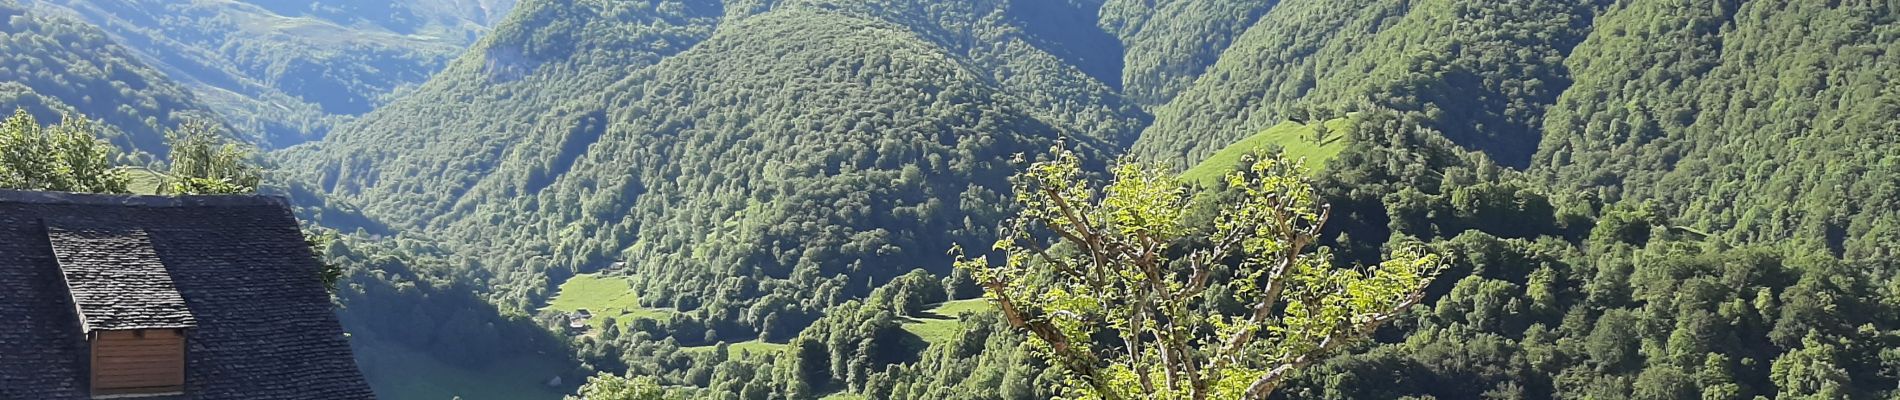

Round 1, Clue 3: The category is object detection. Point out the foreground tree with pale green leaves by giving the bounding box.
[1,110,262,196]
[0,110,130,193]
[957,146,1444,400]
[160,120,261,195]
[568,373,670,400]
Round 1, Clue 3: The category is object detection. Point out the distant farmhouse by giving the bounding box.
[0,190,374,399]
[566,309,594,334]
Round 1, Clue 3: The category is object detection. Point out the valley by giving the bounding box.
[2,0,1898,398]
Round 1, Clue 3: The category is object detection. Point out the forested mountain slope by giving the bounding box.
[474,8,1076,339]
[772,0,1148,146]
[284,0,1152,329]
[1132,0,1900,263]
[1533,0,1900,260]
[281,0,726,232]
[26,0,516,147]
[0,1,229,157]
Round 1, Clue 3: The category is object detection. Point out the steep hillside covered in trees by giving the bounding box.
[284,0,1159,335]
[1533,0,1900,260]
[580,122,1900,398]
[281,0,727,231]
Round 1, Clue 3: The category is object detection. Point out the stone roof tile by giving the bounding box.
[0,190,373,400]
[47,226,197,332]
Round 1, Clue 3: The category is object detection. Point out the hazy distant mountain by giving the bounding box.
[0,1,230,158]
[26,0,517,147]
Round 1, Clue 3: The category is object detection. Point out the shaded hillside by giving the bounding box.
[240,0,516,35]
[1099,0,1277,106]
[27,0,517,146]
[0,1,228,158]
[322,234,583,400]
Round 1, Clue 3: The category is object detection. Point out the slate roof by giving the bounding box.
[47,225,197,332]
[0,190,375,400]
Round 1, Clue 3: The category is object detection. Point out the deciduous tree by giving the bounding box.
[570,373,670,400]
[161,121,261,195]
[958,145,1443,399]
[0,110,129,193]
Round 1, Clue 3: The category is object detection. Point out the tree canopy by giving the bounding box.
[958,146,1442,399]
[0,110,128,193]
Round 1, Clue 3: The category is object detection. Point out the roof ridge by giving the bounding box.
[0,189,287,208]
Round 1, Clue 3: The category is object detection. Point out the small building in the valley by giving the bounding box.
[567,318,590,332]
[0,190,374,399]
[565,309,594,333]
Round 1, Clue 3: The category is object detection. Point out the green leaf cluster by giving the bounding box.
[0,110,128,193]
[959,145,1443,399]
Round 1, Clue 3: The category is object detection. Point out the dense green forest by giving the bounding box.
[562,114,1900,399]
[279,0,1152,338]
[1535,0,1900,261]
[7,0,1900,398]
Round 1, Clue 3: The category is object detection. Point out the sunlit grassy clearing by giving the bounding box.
[681,339,788,359]
[1180,116,1355,184]
[900,299,992,346]
[544,274,672,329]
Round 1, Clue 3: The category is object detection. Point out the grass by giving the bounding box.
[352,339,572,400]
[676,300,993,359]
[1179,116,1357,185]
[899,299,992,346]
[543,274,672,330]
[728,339,788,354]
[681,339,788,359]
[124,167,165,195]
